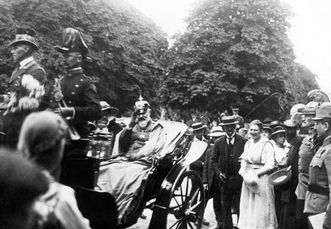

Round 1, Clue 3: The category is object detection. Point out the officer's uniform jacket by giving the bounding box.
[304,136,331,214]
[2,57,46,147]
[60,67,101,138]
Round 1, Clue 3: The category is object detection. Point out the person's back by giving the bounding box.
[0,148,49,229]
[17,111,91,229]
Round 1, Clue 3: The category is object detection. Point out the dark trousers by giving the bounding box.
[296,199,309,229]
[279,201,296,229]
[221,189,240,229]
[211,180,222,227]
[211,179,240,229]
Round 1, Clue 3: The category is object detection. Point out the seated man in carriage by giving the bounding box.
[96,95,167,225]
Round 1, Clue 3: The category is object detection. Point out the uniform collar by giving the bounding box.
[323,135,331,146]
[19,56,34,69]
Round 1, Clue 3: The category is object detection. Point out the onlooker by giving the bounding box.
[202,126,224,227]
[232,107,244,129]
[210,116,247,229]
[269,126,288,223]
[296,104,322,229]
[278,119,303,229]
[304,103,331,224]
[0,148,49,229]
[17,111,91,229]
[237,120,277,229]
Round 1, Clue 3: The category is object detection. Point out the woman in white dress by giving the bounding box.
[237,120,277,229]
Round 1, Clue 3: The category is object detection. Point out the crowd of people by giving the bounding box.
[1,25,331,229]
[187,94,331,229]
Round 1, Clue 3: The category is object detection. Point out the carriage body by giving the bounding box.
[73,118,207,229]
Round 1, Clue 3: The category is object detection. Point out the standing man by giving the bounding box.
[54,28,101,187]
[278,119,303,229]
[232,107,244,129]
[210,116,247,229]
[304,103,331,225]
[2,27,47,147]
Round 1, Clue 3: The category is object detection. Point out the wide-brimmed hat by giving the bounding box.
[9,27,39,50]
[191,122,207,132]
[312,102,331,121]
[54,28,88,56]
[208,126,224,137]
[262,124,271,131]
[283,119,297,129]
[269,166,292,186]
[232,107,239,111]
[269,120,282,129]
[220,116,238,126]
[270,126,285,137]
[100,101,119,115]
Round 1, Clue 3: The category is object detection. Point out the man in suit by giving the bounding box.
[1,27,47,147]
[54,28,101,187]
[210,116,247,229]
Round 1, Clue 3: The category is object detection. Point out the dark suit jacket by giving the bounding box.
[210,134,247,191]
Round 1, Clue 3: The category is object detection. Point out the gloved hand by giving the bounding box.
[58,107,75,119]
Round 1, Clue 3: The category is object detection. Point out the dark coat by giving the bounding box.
[280,135,303,203]
[210,134,247,191]
[2,58,46,147]
[60,68,101,138]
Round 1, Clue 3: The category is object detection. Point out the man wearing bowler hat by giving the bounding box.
[210,116,247,229]
[304,103,331,229]
[1,27,47,147]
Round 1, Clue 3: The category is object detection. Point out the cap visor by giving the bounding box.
[54,46,69,53]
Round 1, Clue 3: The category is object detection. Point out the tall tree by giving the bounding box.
[0,0,168,113]
[160,0,318,120]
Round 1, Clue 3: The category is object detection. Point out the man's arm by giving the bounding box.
[136,124,167,158]
[72,82,102,121]
[210,139,223,180]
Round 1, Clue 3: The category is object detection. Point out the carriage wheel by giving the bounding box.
[166,170,205,229]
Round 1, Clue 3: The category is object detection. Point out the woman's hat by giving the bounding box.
[191,122,206,132]
[9,27,39,50]
[54,28,88,56]
[270,126,285,137]
[269,120,282,129]
[220,116,238,126]
[269,166,292,186]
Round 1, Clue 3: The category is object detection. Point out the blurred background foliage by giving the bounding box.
[0,0,319,122]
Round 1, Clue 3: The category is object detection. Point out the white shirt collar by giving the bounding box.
[19,56,34,69]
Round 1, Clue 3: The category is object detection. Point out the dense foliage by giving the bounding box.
[160,0,319,120]
[0,0,168,113]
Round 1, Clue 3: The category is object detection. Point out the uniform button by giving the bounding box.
[72,92,75,95]
[75,84,79,87]
[80,79,84,82]
[68,101,72,104]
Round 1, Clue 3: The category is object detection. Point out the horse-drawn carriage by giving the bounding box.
[68,119,208,229]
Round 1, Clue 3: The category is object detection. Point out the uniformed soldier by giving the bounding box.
[54,28,101,187]
[304,103,331,226]
[1,27,47,147]
[54,28,101,141]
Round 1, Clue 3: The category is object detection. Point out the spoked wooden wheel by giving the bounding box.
[166,170,205,229]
